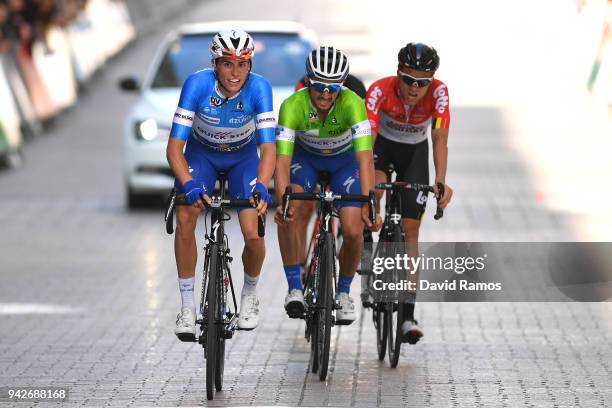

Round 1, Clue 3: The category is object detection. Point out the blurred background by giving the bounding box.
[0,0,610,240]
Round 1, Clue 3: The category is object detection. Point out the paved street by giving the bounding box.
[1,0,612,407]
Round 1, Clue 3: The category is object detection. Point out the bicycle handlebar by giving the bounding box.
[167,192,265,237]
[282,186,377,225]
[374,181,445,220]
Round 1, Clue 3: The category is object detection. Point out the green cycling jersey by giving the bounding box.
[276,88,372,156]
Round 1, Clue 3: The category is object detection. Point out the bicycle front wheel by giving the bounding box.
[215,261,226,391]
[386,224,405,368]
[205,244,220,400]
[374,303,388,360]
[317,232,334,381]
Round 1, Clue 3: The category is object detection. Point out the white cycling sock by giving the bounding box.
[242,273,259,297]
[179,277,196,312]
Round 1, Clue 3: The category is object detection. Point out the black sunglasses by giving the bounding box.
[398,71,433,88]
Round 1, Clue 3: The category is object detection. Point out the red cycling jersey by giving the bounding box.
[365,76,450,144]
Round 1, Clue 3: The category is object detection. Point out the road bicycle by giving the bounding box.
[282,172,375,381]
[361,166,443,368]
[165,172,264,400]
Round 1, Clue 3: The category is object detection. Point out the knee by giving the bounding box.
[244,236,264,250]
[295,203,312,224]
[342,223,363,245]
[176,212,197,236]
[403,221,420,242]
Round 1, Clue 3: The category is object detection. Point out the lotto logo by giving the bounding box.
[433,84,449,114]
[416,191,428,205]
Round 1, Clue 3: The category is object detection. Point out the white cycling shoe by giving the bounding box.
[401,319,423,344]
[174,307,196,342]
[336,293,356,325]
[284,289,305,318]
[238,295,259,330]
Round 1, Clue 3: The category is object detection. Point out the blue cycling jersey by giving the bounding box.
[170,69,276,151]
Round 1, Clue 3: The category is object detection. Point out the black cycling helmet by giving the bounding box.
[398,42,440,72]
[306,46,350,82]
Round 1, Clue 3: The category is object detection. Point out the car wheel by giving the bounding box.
[127,186,148,209]
[0,149,24,170]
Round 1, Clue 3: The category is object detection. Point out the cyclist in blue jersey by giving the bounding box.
[166,29,276,339]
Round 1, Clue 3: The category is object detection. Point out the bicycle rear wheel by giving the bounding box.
[205,244,219,400]
[317,232,334,381]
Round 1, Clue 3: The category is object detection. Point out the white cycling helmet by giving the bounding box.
[209,29,255,61]
[306,46,349,82]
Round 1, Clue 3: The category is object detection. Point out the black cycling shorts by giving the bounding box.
[373,136,429,220]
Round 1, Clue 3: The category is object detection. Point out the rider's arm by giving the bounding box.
[430,82,452,207]
[355,149,375,196]
[431,127,449,184]
[274,99,296,203]
[253,76,277,186]
[166,73,201,184]
[166,138,191,185]
[430,82,451,185]
[365,82,383,146]
[348,93,374,195]
[258,143,276,186]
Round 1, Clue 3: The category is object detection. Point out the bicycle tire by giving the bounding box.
[386,224,405,368]
[374,304,388,360]
[317,232,334,381]
[309,314,319,373]
[206,244,219,400]
[215,258,226,391]
[305,254,319,374]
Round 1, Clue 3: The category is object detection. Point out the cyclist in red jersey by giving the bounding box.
[365,42,453,344]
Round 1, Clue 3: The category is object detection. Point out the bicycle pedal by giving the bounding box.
[222,329,234,338]
[335,319,354,326]
[176,333,197,342]
[285,302,306,319]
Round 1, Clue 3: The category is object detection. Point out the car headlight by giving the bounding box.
[135,119,170,141]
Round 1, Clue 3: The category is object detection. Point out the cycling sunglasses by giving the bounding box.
[308,79,343,93]
[398,71,433,88]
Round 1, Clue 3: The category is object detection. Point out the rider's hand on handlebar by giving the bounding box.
[361,205,382,232]
[183,180,211,209]
[250,182,271,216]
[274,204,294,226]
[434,182,453,209]
[248,182,270,215]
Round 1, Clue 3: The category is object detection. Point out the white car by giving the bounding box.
[119,21,317,208]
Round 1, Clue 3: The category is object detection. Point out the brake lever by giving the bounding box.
[252,192,265,237]
[434,182,444,220]
[282,186,292,221]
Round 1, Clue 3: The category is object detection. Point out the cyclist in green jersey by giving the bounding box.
[274,46,381,325]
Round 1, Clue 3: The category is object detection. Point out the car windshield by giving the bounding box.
[151,32,311,88]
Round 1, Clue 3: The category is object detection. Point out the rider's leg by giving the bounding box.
[229,151,269,329]
[238,208,265,294]
[338,206,365,293]
[173,143,217,339]
[335,205,364,324]
[279,147,317,294]
[175,205,201,309]
[401,218,422,321]
[296,200,316,267]
[277,184,306,292]
[396,139,429,342]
